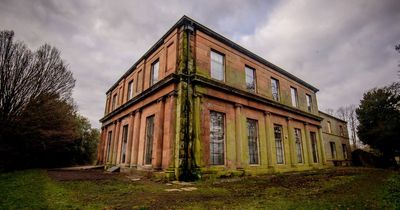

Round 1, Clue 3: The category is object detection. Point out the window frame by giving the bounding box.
[330,141,337,159]
[310,132,319,163]
[247,118,260,165]
[245,66,256,93]
[144,115,155,165]
[306,94,312,112]
[271,78,280,102]
[127,80,134,100]
[274,124,285,164]
[290,87,299,107]
[112,94,117,111]
[342,144,348,159]
[120,125,129,163]
[210,50,225,81]
[294,128,304,164]
[150,59,160,86]
[209,110,226,165]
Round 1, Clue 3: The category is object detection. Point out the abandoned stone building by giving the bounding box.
[319,111,351,166]
[97,16,350,179]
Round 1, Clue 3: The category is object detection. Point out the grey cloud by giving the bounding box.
[1,0,398,127]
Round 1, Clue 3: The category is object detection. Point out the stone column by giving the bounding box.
[234,103,243,169]
[130,109,142,167]
[115,119,123,164]
[318,126,327,165]
[102,128,108,164]
[111,121,118,164]
[303,122,312,166]
[155,97,165,169]
[126,112,135,166]
[286,117,295,166]
[264,111,274,168]
[193,93,202,168]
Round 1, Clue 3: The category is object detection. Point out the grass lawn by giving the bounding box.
[0,167,399,209]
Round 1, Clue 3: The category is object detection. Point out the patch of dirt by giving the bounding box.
[47,169,120,181]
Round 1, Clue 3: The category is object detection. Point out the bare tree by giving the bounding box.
[0,30,75,126]
[325,108,334,116]
[336,105,358,149]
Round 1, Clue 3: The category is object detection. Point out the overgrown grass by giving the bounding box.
[0,168,399,209]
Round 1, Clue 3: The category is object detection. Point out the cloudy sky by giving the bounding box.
[1,0,399,128]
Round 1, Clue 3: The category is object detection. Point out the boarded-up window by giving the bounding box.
[106,131,112,162]
[210,51,224,81]
[144,115,155,165]
[245,66,256,92]
[137,70,142,92]
[271,78,280,101]
[327,121,332,133]
[112,94,117,110]
[120,125,129,163]
[274,125,284,164]
[210,111,225,165]
[166,42,176,72]
[330,142,337,159]
[150,60,159,86]
[295,128,303,163]
[339,125,344,136]
[310,132,319,163]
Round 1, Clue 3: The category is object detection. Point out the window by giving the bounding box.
[150,60,159,86]
[330,142,337,159]
[144,115,155,165]
[339,125,344,136]
[210,111,225,165]
[310,132,319,163]
[120,125,129,163]
[210,51,224,81]
[106,131,112,162]
[274,125,284,164]
[271,78,280,101]
[127,80,134,100]
[327,121,332,133]
[290,87,298,107]
[112,94,117,110]
[306,94,312,112]
[342,144,348,159]
[294,128,303,163]
[245,66,256,92]
[247,119,259,164]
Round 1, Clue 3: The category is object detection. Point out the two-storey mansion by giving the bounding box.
[97,16,347,179]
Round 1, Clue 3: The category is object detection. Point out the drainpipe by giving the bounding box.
[180,21,194,181]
